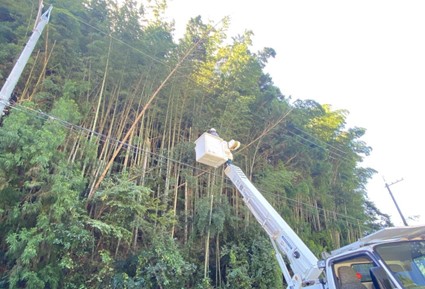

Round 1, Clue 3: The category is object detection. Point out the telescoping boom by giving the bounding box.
[194,130,323,289]
[225,163,323,289]
[195,129,425,289]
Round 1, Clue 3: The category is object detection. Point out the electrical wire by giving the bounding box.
[284,128,355,164]
[38,3,357,164]
[290,125,351,159]
[2,99,208,174]
[1,5,374,228]
[0,1,368,217]
[1,99,374,230]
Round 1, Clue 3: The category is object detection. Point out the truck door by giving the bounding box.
[329,253,397,289]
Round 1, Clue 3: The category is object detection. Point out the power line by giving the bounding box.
[284,128,355,164]
[2,100,373,229]
[1,5,373,227]
[3,100,207,173]
[40,3,358,167]
[290,125,351,158]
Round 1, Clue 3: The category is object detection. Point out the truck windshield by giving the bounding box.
[376,241,425,289]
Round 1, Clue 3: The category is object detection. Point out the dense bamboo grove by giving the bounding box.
[0,0,391,288]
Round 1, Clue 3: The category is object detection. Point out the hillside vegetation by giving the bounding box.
[0,0,390,288]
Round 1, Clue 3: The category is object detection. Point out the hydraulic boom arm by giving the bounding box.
[194,130,323,289]
[225,163,322,288]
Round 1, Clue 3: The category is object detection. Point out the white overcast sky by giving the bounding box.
[164,0,425,226]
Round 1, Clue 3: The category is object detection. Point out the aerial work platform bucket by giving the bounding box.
[194,132,231,168]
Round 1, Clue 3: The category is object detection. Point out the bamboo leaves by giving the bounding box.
[0,0,387,286]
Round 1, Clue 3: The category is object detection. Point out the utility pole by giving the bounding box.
[0,5,53,115]
[384,178,408,226]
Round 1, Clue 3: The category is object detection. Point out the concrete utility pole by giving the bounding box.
[384,178,408,226]
[0,5,53,115]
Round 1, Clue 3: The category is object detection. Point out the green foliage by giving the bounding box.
[222,243,253,288]
[194,196,230,237]
[256,162,295,198]
[89,172,174,253]
[249,237,282,289]
[221,235,282,288]
[4,163,92,289]
[0,98,80,193]
[0,0,385,287]
[136,235,196,288]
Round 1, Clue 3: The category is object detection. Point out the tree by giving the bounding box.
[0,0,384,286]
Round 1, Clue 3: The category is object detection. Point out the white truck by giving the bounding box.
[195,130,425,289]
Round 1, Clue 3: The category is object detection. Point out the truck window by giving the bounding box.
[333,255,376,289]
[352,263,375,282]
[376,240,425,289]
[414,256,425,276]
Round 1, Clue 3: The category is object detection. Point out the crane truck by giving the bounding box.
[194,130,425,289]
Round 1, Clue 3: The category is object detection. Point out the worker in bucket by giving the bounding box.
[208,128,219,137]
[207,128,240,152]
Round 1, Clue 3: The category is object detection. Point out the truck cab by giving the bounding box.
[325,226,425,289]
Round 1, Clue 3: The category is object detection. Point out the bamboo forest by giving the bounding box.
[0,0,392,288]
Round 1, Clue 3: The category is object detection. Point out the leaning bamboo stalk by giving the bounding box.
[87,36,207,201]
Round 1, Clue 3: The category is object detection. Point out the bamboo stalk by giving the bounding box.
[204,183,214,279]
[184,182,188,244]
[30,39,56,100]
[21,51,40,101]
[216,233,221,287]
[87,39,203,201]
[171,169,180,238]
[91,37,112,140]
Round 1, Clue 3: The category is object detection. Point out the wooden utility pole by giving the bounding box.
[384,178,408,226]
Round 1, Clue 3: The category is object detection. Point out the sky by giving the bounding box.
[164,0,425,226]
